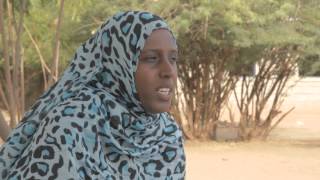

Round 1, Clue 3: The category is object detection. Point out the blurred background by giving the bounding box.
[0,0,319,179]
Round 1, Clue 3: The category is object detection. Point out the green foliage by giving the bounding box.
[299,54,320,76]
[0,0,318,84]
[3,0,318,73]
[172,0,319,75]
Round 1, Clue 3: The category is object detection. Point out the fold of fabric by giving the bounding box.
[0,11,185,180]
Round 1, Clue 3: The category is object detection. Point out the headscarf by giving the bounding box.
[0,11,185,179]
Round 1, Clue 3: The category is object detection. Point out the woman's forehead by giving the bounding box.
[142,29,177,51]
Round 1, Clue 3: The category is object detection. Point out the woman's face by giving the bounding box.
[135,29,178,113]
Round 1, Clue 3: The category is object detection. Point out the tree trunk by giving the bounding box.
[0,111,11,141]
[0,0,17,127]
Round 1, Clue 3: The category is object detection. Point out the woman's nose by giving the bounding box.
[159,56,176,78]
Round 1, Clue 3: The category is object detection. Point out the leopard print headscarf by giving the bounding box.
[0,11,185,179]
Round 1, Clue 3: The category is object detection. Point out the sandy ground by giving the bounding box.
[185,140,320,180]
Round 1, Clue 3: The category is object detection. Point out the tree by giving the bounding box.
[0,0,66,140]
[169,0,320,139]
[233,46,299,140]
[0,0,27,135]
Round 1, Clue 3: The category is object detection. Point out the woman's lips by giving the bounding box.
[158,88,170,95]
[157,88,172,101]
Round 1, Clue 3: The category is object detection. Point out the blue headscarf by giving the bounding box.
[0,11,185,179]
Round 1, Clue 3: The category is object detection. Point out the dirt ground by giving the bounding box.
[185,139,320,180]
[185,96,320,180]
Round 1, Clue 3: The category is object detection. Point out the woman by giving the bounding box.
[0,11,185,179]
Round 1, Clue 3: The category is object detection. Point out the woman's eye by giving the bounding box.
[170,56,178,62]
[145,56,158,63]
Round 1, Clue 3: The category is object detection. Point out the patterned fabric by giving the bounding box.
[0,11,185,180]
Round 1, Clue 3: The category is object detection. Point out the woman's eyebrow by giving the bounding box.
[142,49,178,53]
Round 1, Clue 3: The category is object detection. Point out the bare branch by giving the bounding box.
[24,24,57,87]
[49,0,65,85]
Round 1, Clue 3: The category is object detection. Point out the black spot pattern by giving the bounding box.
[0,11,185,180]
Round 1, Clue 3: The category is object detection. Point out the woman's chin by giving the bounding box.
[145,102,172,114]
